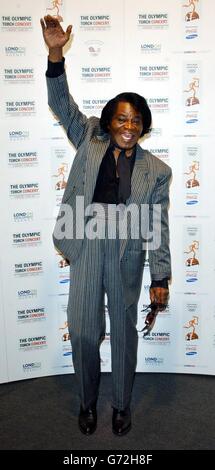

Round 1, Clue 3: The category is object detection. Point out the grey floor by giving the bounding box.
[0,372,215,450]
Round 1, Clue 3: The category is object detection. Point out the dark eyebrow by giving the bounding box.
[116,113,142,118]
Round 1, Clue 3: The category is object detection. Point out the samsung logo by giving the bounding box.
[59,279,70,284]
[186,119,198,124]
[186,34,198,40]
[63,351,72,356]
[186,278,198,283]
[186,200,198,205]
[186,351,197,356]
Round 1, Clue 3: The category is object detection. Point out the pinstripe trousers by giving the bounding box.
[67,211,139,411]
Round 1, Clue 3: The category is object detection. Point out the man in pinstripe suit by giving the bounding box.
[41,16,171,436]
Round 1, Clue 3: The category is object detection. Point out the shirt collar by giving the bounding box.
[109,142,136,159]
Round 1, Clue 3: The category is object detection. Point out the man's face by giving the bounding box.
[108,101,143,150]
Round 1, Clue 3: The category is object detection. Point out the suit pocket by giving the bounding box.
[120,251,145,307]
[121,250,145,289]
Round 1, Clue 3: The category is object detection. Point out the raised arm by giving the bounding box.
[40,15,90,149]
[40,14,72,62]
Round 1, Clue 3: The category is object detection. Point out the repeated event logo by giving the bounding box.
[5,46,26,56]
[184,77,200,107]
[9,130,29,141]
[183,146,201,206]
[149,147,170,164]
[59,320,70,342]
[145,356,164,366]
[8,151,38,167]
[19,335,47,351]
[81,66,111,82]
[45,0,64,22]
[182,0,200,40]
[80,14,111,30]
[184,226,200,283]
[183,0,200,22]
[17,289,37,299]
[148,97,169,113]
[5,100,36,117]
[184,240,199,267]
[84,40,103,57]
[14,261,43,276]
[52,162,68,191]
[82,98,108,116]
[23,362,41,372]
[183,63,201,124]
[1,15,33,31]
[10,182,40,198]
[184,161,200,198]
[51,147,70,206]
[4,68,34,84]
[150,128,162,137]
[13,211,33,223]
[138,12,168,29]
[56,252,70,287]
[184,315,199,341]
[57,303,72,359]
[12,231,41,247]
[140,43,161,54]
[183,306,200,359]
[17,306,46,323]
[139,64,169,81]
[142,331,170,344]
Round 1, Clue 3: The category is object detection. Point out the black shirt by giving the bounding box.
[92,145,136,204]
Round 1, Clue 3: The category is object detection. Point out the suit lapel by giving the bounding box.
[120,145,149,259]
[128,145,149,206]
[84,136,110,208]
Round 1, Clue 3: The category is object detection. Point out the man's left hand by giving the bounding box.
[149,287,169,311]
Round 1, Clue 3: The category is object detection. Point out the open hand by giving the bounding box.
[40,15,72,50]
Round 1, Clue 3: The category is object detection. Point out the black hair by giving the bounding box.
[100,92,152,137]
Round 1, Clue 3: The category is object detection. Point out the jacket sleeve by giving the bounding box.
[46,71,90,149]
[148,167,172,282]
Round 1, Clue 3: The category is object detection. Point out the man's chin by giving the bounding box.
[114,140,136,150]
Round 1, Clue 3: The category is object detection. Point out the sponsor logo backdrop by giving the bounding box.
[0,0,214,382]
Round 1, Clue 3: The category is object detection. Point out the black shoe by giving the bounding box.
[78,404,97,435]
[112,407,131,436]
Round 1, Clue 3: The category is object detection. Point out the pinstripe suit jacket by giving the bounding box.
[47,72,171,307]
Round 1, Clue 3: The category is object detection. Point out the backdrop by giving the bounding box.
[1,0,215,383]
